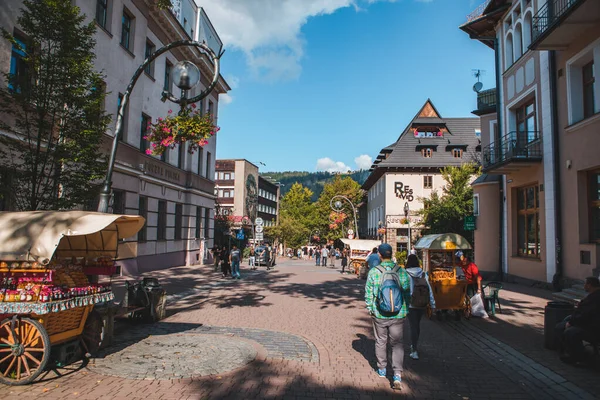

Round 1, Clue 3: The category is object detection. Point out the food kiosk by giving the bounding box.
[414,233,472,320]
[340,239,381,278]
[0,211,145,385]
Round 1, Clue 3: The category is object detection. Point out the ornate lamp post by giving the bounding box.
[404,202,411,253]
[377,220,385,243]
[309,229,320,244]
[330,195,359,239]
[97,40,223,213]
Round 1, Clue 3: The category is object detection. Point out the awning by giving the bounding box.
[340,239,382,252]
[0,211,146,264]
[414,233,472,251]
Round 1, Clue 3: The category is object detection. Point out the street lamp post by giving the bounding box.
[330,195,359,239]
[309,229,320,245]
[404,202,411,253]
[97,39,223,213]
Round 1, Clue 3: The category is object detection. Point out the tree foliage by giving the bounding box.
[267,183,315,249]
[0,0,109,210]
[314,176,365,241]
[418,163,481,241]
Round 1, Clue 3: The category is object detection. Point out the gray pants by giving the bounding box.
[408,308,425,351]
[372,317,405,374]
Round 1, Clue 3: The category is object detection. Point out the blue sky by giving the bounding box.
[200,0,494,173]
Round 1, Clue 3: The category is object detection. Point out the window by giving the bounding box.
[157,200,167,240]
[230,172,235,180]
[208,100,214,116]
[218,189,223,198]
[206,152,212,180]
[138,196,148,242]
[197,147,204,176]
[144,40,155,77]
[589,171,600,242]
[424,176,433,189]
[517,185,540,257]
[96,0,109,30]
[175,203,183,240]
[199,99,204,116]
[583,61,596,119]
[224,172,230,180]
[516,99,537,144]
[204,208,210,238]
[195,206,203,238]
[117,93,129,141]
[473,194,480,216]
[8,34,27,92]
[505,33,514,69]
[421,148,433,158]
[223,190,230,198]
[164,60,172,94]
[120,9,133,52]
[140,114,150,152]
[177,144,184,169]
[452,149,463,158]
[112,190,126,214]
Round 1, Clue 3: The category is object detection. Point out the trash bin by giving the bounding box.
[544,301,575,349]
[142,278,167,322]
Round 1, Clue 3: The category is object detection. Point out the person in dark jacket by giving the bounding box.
[555,276,600,364]
[405,254,435,360]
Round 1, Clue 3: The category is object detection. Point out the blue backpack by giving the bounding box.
[375,265,404,316]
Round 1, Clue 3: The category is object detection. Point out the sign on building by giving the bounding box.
[464,215,476,231]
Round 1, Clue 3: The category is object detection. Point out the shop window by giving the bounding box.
[157,200,167,241]
[516,184,540,258]
[138,196,147,242]
[583,61,596,119]
[195,206,203,239]
[175,203,183,240]
[423,176,433,189]
[421,148,433,158]
[589,171,600,242]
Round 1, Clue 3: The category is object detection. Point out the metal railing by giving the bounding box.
[477,88,497,112]
[466,0,492,23]
[532,0,581,42]
[482,131,542,170]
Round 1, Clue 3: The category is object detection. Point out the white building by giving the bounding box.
[0,0,230,274]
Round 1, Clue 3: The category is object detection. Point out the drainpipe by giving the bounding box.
[494,37,505,282]
[550,50,563,291]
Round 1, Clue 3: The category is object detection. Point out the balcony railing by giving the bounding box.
[532,0,582,42]
[476,88,497,113]
[466,0,492,22]
[482,131,542,170]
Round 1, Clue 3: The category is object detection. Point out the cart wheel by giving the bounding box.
[81,311,105,357]
[0,317,50,386]
[463,297,472,320]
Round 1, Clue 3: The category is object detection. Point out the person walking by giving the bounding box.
[297,248,302,259]
[341,248,348,274]
[265,245,272,270]
[330,247,336,267]
[405,253,435,360]
[366,247,381,271]
[321,246,329,267]
[249,246,256,270]
[365,243,410,390]
[213,246,221,272]
[220,245,231,278]
[230,244,241,279]
[315,246,321,266]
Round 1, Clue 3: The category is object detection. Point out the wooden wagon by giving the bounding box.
[340,239,382,278]
[0,211,145,385]
[414,233,473,320]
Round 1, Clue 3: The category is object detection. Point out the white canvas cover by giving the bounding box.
[0,211,145,264]
[340,239,382,252]
[414,233,472,251]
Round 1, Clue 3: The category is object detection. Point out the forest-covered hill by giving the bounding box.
[261,170,370,201]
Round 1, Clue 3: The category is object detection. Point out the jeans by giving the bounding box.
[249,256,255,268]
[322,257,327,266]
[315,255,321,265]
[372,317,405,375]
[408,308,425,351]
[231,259,240,277]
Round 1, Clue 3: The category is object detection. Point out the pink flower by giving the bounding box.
[145,149,153,155]
[151,143,157,148]
[168,109,172,114]
[191,103,196,109]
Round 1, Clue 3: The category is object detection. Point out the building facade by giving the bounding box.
[362,100,481,254]
[0,0,230,274]
[460,0,600,286]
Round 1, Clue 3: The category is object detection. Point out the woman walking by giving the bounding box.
[249,246,256,270]
[340,248,348,274]
[405,254,435,360]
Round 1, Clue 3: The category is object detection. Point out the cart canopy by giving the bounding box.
[340,239,382,252]
[0,211,145,264]
[414,233,472,250]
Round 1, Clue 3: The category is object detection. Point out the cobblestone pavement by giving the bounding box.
[1,258,598,399]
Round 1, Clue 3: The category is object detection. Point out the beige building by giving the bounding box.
[0,0,230,273]
[461,0,600,288]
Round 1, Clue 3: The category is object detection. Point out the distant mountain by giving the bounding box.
[261,170,370,201]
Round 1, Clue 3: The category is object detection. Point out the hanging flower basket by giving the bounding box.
[377,228,386,235]
[144,104,220,156]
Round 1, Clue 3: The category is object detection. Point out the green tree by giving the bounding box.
[418,163,481,241]
[267,183,315,249]
[0,0,109,210]
[314,176,365,241]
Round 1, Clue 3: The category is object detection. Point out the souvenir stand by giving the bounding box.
[414,233,472,320]
[0,211,145,385]
[340,239,381,278]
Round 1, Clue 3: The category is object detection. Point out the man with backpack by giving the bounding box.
[364,243,410,390]
[405,253,436,360]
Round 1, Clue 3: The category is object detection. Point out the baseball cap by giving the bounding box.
[455,251,464,258]
[378,243,393,258]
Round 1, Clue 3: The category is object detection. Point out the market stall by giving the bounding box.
[0,211,145,385]
[340,239,381,278]
[414,233,472,320]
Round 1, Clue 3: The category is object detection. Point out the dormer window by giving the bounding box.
[422,148,433,158]
[452,149,463,158]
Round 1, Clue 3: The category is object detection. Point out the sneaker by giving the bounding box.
[376,368,386,378]
[410,351,419,360]
[393,375,402,390]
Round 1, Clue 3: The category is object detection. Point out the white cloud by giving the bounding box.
[226,75,240,89]
[354,154,373,170]
[316,157,351,173]
[219,93,233,105]
[198,0,404,81]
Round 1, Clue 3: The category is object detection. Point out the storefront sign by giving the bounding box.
[394,182,414,202]
[386,215,406,228]
[464,215,476,231]
[396,236,409,242]
[144,160,182,184]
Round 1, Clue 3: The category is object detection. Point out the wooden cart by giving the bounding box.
[340,239,382,278]
[0,211,145,385]
[414,233,473,321]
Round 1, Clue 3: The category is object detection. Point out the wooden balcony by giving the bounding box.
[530,0,600,50]
[482,132,542,174]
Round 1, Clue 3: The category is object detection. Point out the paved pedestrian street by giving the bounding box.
[1,258,598,399]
